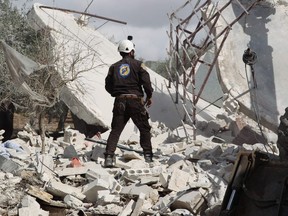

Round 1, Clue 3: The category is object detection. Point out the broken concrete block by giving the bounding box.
[151,132,169,146]
[63,145,78,158]
[122,151,143,160]
[232,125,266,145]
[19,195,49,216]
[206,173,227,207]
[93,203,123,215]
[36,154,54,176]
[149,189,160,204]
[114,159,131,169]
[242,144,254,151]
[17,130,38,146]
[220,145,238,158]
[150,165,167,176]
[108,176,123,194]
[217,163,234,182]
[90,144,105,162]
[121,184,154,198]
[5,148,29,161]
[140,176,159,185]
[263,130,278,144]
[201,145,223,160]
[168,160,188,171]
[85,168,110,182]
[118,199,135,216]
[131,192,145,216]
[152,193,174,213]
[196,159,213,170]
[96,190,121,205]
[168,169,192,192]
[188,173,211,189]
[171,208,194,215]
[171,188,208,214]
[123,168,153,179]
[0,155,20,173]
[56,161,101,177]
[167,153,185,166]
[0,172,5,180]
[157,143,175,155]
[46,179,85,200]
[159,172,169,188]
[82,178,110,203]
[63,128,85,146]
[86,169,122,194]
[123,159,148,169]
[5,175,21,184]
[173,142,188,152]
[184,145,201,158]
[64,194,83,208]
[204,120,224,136]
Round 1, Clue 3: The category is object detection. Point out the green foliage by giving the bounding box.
[0,1,25,102]
[0,0,54,112]
[145,60,169,79]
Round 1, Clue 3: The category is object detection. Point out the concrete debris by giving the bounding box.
[0,112,279,215]
[18,195,49,216]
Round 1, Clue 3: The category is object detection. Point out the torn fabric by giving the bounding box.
[1,40,49,104]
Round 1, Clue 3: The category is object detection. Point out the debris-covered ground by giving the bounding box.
[0,110,278,216]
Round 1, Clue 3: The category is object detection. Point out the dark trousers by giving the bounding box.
[277,134,288,160]
[105,97,152,155]
[0,102,15,141]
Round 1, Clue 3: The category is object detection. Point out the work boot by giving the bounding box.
[104,154,115,168]
[144,153,153,163]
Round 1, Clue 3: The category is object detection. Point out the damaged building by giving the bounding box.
[0,0,287,215]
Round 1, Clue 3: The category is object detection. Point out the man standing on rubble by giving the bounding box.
[277,107,288,160]
[104,38,154,168]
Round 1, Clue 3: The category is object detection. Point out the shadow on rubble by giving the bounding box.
[12,110,108,141]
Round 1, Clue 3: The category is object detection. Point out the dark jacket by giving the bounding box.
[105,56,153,98]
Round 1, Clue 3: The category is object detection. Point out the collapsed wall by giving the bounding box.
[217,1,287,132]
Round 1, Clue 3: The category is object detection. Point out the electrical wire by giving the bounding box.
[242,48,275,155]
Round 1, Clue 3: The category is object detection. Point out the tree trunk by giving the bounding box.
[38,111,46,153]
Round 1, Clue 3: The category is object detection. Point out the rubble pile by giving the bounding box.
[0,113,278,216]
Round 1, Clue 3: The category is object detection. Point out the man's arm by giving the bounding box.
[105,66,114,95]
[139,63,153,106]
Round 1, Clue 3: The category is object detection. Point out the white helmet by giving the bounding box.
[118,40,135,53]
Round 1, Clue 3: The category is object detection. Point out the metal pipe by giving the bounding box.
[39,5,127,25]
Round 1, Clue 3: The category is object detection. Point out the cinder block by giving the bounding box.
[108,176,123,194]
[85,168,110,182]
[82,179,110,203]
[123,168,153,179]
[171,188,208,214]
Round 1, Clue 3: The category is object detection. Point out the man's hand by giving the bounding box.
[145,97,152,108]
